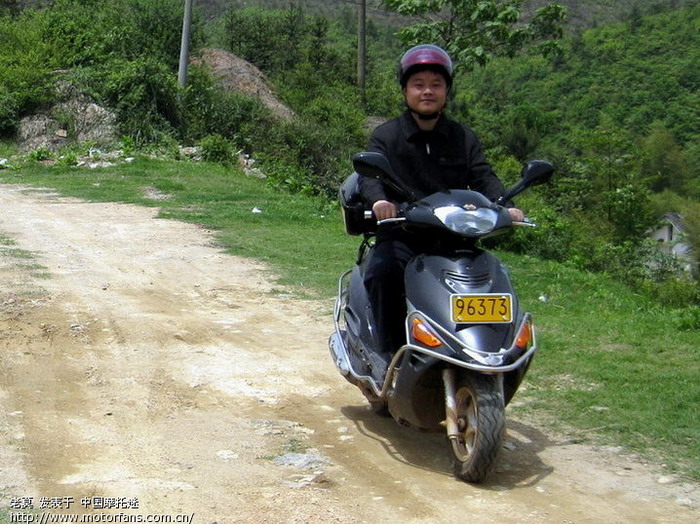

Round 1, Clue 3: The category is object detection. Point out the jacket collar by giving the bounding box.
[400,110,450,141]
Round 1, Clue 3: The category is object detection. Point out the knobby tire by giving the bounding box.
[450,372,505,482]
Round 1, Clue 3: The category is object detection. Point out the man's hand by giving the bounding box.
[508,208,525,222]
[372,200,399,221]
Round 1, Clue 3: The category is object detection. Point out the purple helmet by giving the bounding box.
[398,44,454,88]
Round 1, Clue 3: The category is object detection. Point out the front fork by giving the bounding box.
[443,368,460,443]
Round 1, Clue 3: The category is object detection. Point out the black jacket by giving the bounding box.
[360,110,506,207]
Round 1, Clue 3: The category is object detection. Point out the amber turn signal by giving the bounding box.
[515,321,532,349]
[411,318,442,347]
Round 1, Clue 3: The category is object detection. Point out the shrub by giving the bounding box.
[57,151,78,166]
[26,147,52,162]
[241,112,363,199]
[670,305,700,330]
[647,278,700,308]
[101,58,180,144]
[180,67,271,144]
[199,134,235,165]
[0,10,57,135]
[0,89,21,135]
[494,200,578,263]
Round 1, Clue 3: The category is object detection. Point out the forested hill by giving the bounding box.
[9,0,698,29]
[198,0,698,29]
[465,3,699,161]
[457,3,699,278]
[10,0,699,26]
[523,0,699,29]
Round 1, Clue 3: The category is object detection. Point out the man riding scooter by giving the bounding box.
[360,43,524,364]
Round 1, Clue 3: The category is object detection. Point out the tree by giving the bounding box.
[381,0,567,71]
[640,122,689,193]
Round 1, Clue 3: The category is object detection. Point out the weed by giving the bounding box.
[26,147,52,162]
[282,437,309,454]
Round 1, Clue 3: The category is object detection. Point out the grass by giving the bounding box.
[0,155,698,481]
[503,254,699,477]
[0,233,49,290]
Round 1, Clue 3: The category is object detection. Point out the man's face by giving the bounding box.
[403,70,448,117]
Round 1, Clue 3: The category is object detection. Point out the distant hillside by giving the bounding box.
[196,0,404,25]
[13,0,697,30]
[198,0,698,30]
[524,0,699,30]
[459,3,700,199]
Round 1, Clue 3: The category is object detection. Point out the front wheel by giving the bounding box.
[448,372,505,482]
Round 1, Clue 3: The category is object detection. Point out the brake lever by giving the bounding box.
[364,206,407,226]
[377,217,407,225]
[512,219,537,227]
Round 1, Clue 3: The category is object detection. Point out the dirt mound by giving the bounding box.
[193,48,296,121]
[17,79,119,152]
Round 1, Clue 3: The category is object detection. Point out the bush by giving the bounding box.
[199,134,235,165]
[101,58,180,144]
[494,200,578,262]
[670,305,700,330]
[39,0,200,70]
[26,147,52,162]
[57,151,78,166]
[236,106,365,199]
[0,89,21,135]
[0,11,57,135]
[647,278,700,308]
[180,67,271,144]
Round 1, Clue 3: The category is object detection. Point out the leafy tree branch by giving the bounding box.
[381,0,567,70]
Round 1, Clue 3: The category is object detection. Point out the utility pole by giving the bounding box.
[357,0,367,105]
[178,0,193,88]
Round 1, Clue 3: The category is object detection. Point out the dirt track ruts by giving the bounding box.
[0,184,697,523]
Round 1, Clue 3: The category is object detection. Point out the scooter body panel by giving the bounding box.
[405,250,520,353]
[386,249,523,429]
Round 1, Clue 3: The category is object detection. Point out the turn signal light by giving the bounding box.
[411,318,442,347]
[515,321,532,349]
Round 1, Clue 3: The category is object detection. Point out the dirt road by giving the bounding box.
[0,185,697,523]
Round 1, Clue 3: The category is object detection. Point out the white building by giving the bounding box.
[649,212,696,275]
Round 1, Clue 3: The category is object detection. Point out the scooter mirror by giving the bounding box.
[351,152,416,201]
[352,152,393,180]
[521,160,554,187]
[499,160,554,204]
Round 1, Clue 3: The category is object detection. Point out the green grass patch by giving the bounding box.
[503,254,699,478]
[0,232,49,288]
[0,157,698,480]
[0,234,17,246]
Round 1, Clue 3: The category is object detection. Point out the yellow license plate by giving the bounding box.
[451,294,513,323]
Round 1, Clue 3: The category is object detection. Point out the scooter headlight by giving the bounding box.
[433,206,498,235]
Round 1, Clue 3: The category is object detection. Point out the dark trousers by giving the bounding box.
[363,238,418,355]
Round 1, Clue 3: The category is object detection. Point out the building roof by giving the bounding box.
[661,212,686,233]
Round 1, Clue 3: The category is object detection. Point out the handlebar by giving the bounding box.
[364,209,406,226]
[367,210,536,228]
[377,217,407,226]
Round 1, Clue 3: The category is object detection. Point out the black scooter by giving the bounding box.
[329,152,553,482]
